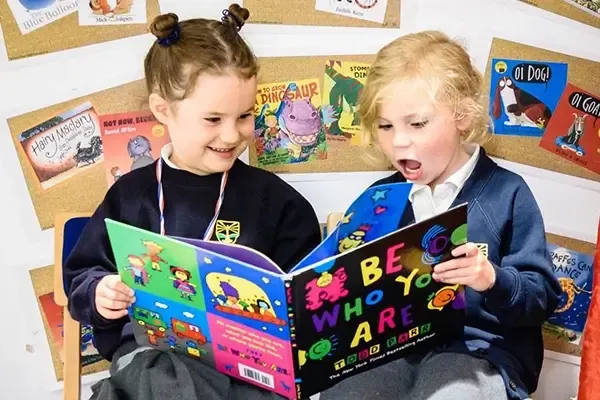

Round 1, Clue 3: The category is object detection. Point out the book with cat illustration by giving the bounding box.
[99,110,171,188]
[105,182,468,399]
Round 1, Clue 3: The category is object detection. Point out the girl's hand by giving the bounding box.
[95,275,135,320]
[432,243,496,292]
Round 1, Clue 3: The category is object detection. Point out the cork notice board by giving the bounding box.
[0,0,160,61]
[245,0,400,28]
[519,0,600,30]
[484,38,600,182]
[9,79,148,230]
[249,54,393,174]
[30,265,110,381]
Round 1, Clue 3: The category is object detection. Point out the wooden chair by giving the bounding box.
[54,212,92,400]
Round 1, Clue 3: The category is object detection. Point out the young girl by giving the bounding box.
[64,5,321,400]
[320,31,562,400]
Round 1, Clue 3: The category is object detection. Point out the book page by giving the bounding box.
[288,205,468,399]
[105,219,297,399]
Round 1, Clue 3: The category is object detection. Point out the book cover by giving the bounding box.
[18,101,103,190]
[538,83,600,175]
[79,0,147,26]
[489,58,568,137]
[322,60,370,145]
[314,0,389,24]
[7,0,77,35]
[253,78,328,168]
[105,183,467,399]
[99,110,171,187]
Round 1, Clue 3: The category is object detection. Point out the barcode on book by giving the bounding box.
[238,363,274,388]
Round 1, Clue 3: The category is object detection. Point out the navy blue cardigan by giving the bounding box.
[373,148,561,399]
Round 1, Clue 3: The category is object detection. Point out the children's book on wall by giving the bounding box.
[102,182,470,399]
[517,0,600,30]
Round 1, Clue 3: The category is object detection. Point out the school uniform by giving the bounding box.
[320,145,561,400]
[64,145,322,400]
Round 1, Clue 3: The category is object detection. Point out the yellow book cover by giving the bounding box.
[322,60,371,145]
[253,78,328,168]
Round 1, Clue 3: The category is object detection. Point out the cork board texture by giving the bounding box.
[519,0,600,30]
[542,233,596,358]
[245,0,400,28]
[30,265,110,381]
[8,79,148,230]
[484,38,600,182]
[250,54,393,173]
[0,0,160,61]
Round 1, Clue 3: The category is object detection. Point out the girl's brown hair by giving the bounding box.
[144,4,258,103]
[359,31,491,157]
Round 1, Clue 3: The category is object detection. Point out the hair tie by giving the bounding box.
[221,9,242,31]
[157,24,181,47]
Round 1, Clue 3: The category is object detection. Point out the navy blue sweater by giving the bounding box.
[64,159,322,361]
[373,148,561,399]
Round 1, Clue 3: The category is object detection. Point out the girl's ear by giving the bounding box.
[149,93,171,125]
[456,111,473,133]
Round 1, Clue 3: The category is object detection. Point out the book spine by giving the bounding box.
[285,277,302,400]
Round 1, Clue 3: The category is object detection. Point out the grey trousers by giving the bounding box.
[319,351,509,400]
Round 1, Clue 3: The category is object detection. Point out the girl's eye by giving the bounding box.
[205,117,221,123]
[377,124,393,131]
[411,121,428,129]
[239,113,253,119]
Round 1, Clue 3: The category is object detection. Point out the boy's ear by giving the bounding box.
[149,93,171,125]
[456,112,473,132]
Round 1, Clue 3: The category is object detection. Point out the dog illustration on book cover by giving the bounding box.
[492,76,552,129]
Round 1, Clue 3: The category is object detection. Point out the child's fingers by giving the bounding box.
[434,257,469,273]
[98,307,129,320]
[106,276,135,297]
[97,297,132,311]
[433,266,474,281]
[451,242,478,257]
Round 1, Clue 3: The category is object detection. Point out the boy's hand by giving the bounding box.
[95,275,135,320]
[432,243,496,292]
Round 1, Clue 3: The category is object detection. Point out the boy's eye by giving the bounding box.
[239,113,253,119]
[411,120,428,129]
[205,117,221,123]
[377,124,393,131]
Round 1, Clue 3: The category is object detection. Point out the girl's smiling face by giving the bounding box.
[375,81,471,188]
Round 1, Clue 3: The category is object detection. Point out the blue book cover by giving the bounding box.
[489,58,568,137]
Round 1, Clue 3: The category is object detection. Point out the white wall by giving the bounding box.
[0,0,598,399]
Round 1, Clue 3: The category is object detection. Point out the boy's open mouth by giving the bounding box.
[397,159,423,181]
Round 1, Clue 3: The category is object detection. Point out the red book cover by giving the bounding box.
[99,111,171,187]
[538,83,600,175]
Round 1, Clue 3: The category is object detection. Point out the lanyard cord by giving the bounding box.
[155,157,228,240]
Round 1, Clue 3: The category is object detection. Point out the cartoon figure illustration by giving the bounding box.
[169,266,197,301]
[167,335,177,349]
[186,340,201,357]
[110,166,122,182]
[304,268,349,311]
[127,135,154,170]
[225,364,234,372]
[324,61,364,138]
[125,255,149,286]
[142,240,167,271]
[428,283,459,311]
[147,330,158,346]
[206,273,287,326]
[492,76,552,129]
[555,277,592,313]
[215,220,241,244]
[89,0,134,15]
[338,225,369,253]
[556,113,587,156]
[281,381,291,393]
[73,136,103,167]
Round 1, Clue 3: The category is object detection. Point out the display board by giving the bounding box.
[518,0,599,30]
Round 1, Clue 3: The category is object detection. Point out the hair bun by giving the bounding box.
[223,3,250,31]
[150,13,180,39]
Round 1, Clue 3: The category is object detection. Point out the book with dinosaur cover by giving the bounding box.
[322,60,370,145]
[100,110,171,188]
[538,83,600,175]
[106,182,468,399]
[488,58,568,137]
[253,78,329,168]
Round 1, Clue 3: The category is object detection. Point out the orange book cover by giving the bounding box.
[100,111,171,187]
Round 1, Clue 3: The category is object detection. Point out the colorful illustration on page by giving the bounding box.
[18,101,103,190]
[38,292,104,367]
[79,0,147,25]
[254,78,328,167]
[561,0,600,17]
[314,0,389,24]
[543,243,594,347]
[6,0,77,35]
[488,58,568,137]
[538,83,600,175]
[322,60,370,145]
[100,110,170,187]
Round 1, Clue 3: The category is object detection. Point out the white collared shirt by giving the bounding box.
[160,143,180,170]
[408,144,480,223]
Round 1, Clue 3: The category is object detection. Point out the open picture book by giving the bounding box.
[105,182,468,400]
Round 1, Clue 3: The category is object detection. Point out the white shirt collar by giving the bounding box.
[408,143,480,202]
[160,143,180,170]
